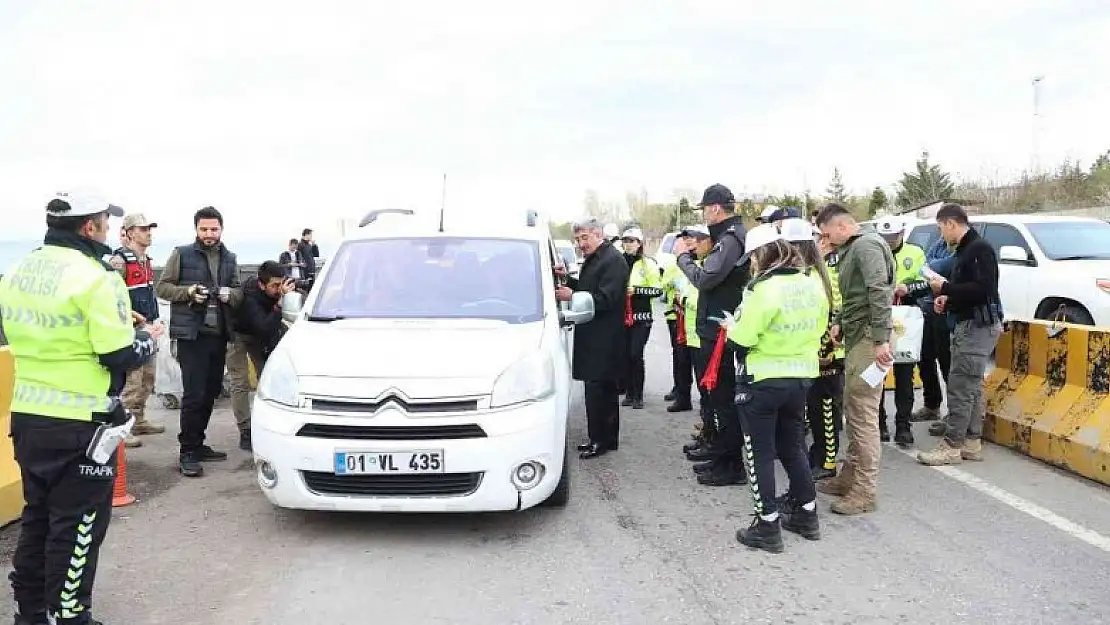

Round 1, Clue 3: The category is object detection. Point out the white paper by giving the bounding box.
[860,362,890,388]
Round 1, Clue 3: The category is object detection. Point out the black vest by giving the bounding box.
[168,242,238,341]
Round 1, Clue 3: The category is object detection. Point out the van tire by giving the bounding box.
[541,446,571,508]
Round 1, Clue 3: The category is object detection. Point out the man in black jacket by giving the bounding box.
[918,204,1002,466]
[556,218,630,459]
[673,183,750,486]
[297,228,320,284]
[227,261,294,451]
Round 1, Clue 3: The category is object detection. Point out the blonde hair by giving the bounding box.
[750,239,802,277]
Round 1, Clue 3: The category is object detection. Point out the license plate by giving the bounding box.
[334,451,445,475]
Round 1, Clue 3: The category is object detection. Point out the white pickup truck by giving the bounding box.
[902,214,1110,326]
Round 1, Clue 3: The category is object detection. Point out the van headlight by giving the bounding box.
[490,352,555,408]
[257,348,303,408]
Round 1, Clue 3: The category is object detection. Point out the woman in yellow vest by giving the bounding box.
[723,224,829,553]
[619,227,662,409]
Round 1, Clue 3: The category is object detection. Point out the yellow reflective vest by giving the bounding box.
[0,244,136,421]
[726,269,829,382]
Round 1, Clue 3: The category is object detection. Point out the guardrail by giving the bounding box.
[985,319,1110,486]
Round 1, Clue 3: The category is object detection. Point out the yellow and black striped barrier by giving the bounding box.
[0,347,23,526]
[985,319,1110,487]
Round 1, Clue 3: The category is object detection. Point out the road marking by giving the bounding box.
[888,444,1110,554]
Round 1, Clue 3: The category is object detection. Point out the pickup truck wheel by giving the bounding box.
[541,446,570,508]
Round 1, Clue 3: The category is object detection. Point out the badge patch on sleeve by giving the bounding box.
[117,298,129,324]
[903,257,914,270]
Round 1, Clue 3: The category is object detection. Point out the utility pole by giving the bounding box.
[1032,75,1044,176]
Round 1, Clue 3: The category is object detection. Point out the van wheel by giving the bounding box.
[541,447,571,508]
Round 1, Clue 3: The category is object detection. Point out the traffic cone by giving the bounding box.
[112,441,136,507]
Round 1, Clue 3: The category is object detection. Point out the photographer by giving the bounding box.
[227,261,295,451]
[155,206,242,477]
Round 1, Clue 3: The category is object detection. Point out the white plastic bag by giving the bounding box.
[154,300,183,399]
[891,305,924,364]
[154,332,182,396]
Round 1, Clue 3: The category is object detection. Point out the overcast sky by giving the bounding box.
[1,0,1108,242]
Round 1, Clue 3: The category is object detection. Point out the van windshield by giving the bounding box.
[310,237,544,323]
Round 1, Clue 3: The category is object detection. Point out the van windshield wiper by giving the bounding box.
[306,314,346,322]
[1054,254,1108,261]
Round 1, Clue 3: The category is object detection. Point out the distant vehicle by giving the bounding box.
[653,231,681,276]
[904,214,1110,326]
[553,239,581,278]
[251,209,595,513]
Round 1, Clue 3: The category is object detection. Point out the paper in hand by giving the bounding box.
[860,362,890,389]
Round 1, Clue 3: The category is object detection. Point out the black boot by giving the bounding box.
[686,444,720,462]
[692,460,716,474]
[778,496,821,541]
[879,419,890,443]
[179,451,204,477]
[697,462,746,486]
[239,430,252,452]
[736,516,784,553]
[666,398,693,413]
[664,388,677,401]
[811,466,836,481]
[621,395,634,407]
[894,423,914,447]
[631,396,644,410]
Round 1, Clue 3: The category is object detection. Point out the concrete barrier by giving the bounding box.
[984,319,1110,486]
[0,347,24,527]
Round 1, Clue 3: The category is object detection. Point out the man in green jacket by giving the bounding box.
[814,204,895,515]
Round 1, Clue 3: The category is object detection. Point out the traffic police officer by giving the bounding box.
[724,224,828,554]
[876,216,925,446]
[0,191,158,625]
[619,227,662,409]
[660,258,692,412]
[809,226,846,479]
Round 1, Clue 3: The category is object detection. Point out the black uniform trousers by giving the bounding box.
[878,363,916,427]
[176,333,228,454]
[738,378,816,516]
[666,319,694,401]
[919,312,952,410]
[583,380,620,449]
[624,322,651,402]
[806,362,844,471]
[10,414,116,624]
[699,343,744,467]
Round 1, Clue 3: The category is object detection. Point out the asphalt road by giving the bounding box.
[4,321,1110,624]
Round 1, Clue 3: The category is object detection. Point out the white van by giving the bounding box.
[251,209,595,512]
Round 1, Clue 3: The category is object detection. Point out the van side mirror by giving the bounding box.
[999,245,1030,264]
[281,292,305,323]
[561,292,595,326]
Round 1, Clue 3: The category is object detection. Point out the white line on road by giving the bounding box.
[888,444,1110,554]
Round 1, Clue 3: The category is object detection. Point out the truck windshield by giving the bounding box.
[311,237,544,323]
[1025,221,1110,260]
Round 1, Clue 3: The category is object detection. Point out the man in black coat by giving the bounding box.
[556,218,631,459]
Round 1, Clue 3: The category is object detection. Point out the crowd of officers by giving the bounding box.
[564,184,1003,554]
[0,193,299,624]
